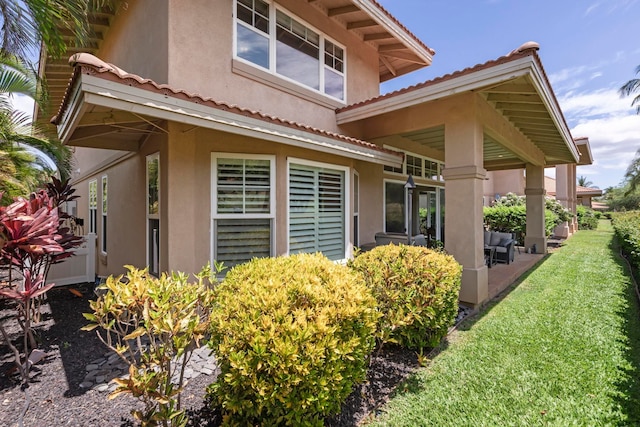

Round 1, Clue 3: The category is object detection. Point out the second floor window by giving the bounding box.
[234,0,346,101]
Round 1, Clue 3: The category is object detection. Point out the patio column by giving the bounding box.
[570,164,578,232]
[555,164,570,238]
[525,163,547,254]
[443,104,488,306]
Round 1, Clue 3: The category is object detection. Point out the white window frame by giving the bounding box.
[88,179,97,234]
[101,175,107,255]
[353,170,359,247]
[383,145,444,182]
[232,0,347,102]
[210,153,276,267]
[286,157,351,261]
[146,153,160,274]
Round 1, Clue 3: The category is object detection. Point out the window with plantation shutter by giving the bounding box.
[289,161,347,261]
[212,154,274,268]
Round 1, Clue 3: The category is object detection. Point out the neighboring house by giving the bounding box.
[483,137,597,238]
[38,0,582,307]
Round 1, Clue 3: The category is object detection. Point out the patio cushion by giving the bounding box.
[484,231,492,246]
[494,246,508,253]
[489,232,503,246]
[498,238,513,247]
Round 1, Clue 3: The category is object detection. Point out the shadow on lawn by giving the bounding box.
[609,237,640,424]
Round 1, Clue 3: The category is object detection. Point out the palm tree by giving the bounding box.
[0,0,114,60]
[620,65,640,114]
[577,176,593,188]
[624,148,640,196]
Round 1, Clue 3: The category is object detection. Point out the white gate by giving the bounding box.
[47,233,96,287]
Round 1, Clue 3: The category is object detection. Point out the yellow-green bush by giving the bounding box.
[207,253,379,426]
[349,244,462,350]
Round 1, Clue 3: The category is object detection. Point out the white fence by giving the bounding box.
[47,233,96,287]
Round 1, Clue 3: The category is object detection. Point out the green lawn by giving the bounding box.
[370,220,640,426]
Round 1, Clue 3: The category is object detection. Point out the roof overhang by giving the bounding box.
[52,56,403,168]
[574,137,594,165]
[308,0,434,81]
[336,44,580,169]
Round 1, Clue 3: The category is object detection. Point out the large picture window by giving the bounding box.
[288,160,348,261]
[212,154,275,268]
[234,0,345,101]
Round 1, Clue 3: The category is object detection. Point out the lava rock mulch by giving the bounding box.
[0,283,461,426]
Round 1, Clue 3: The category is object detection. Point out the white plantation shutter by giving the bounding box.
[214,156,273,268]
[289,163,345,260]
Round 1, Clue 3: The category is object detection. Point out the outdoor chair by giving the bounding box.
[483,230,516,264]
[412,234,428,247]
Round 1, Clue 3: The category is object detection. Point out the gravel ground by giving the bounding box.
[0,283,424,427]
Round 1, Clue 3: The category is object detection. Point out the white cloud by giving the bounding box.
[553,86,640,189]
[10,94,35,118]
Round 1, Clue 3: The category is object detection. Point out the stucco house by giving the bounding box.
[38,0,583,307]
[483,137,598,238]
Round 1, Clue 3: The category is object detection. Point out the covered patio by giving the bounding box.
[337,42,579,306]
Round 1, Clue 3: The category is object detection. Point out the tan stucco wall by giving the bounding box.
[71,133,165,278]
[484,169,525,202]
[163,0,380,134]
[158,123,382,272]
[97,0,169,83]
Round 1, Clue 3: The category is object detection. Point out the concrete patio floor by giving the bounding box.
[487,248,545,301]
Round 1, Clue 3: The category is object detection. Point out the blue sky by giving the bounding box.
[377,0,640,190]
[12,0,639,189]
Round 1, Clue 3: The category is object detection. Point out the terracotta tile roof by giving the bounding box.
[368,0,436,56]
[338,43,563,124]
[52,53,402,159]
[577,185,602,195]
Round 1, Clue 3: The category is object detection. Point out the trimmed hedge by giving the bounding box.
[349,244,462,350]
[576,205,599,230]
[483,205,558,242]
[207,253,378,426]
[612,211,640,270]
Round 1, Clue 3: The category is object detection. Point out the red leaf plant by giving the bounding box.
[0,180,84,384]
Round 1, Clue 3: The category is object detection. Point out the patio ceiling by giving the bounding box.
[337,43,580,171]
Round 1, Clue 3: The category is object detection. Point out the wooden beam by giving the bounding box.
[347,19,377,29]
[487,93,543,104]
[483,83,537,94]
[380,55,397,77]
[378,43,406,52]
[495,102,548,113]
[328,5,360,16]
[364,32,393,41]
[380,51,425,64]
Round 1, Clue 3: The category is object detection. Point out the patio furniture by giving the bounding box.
[484,246,497,268]
[484,230,516,264]
[375,232,409,246]
[412,234,428,247]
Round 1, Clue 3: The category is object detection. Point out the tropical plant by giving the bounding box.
[83,264,221,427]
[208,253,378,426]
[620,64,640,114]
[623,148,640,196]
[577,175,593,188]
[0,0,116,60]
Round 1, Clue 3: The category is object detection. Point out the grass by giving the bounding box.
[369,220,640,426]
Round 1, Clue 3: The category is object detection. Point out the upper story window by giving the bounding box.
[384,148,444,182]
[234,0,346,101]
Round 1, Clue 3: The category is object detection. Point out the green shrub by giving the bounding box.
[612,211,640,270]
[349,244,462,350]
[83,264,220,426]
[576,205,599,230]
[484,205,558,243]
[207,253,378,426]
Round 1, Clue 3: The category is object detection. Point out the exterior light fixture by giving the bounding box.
[405,175,416,244]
